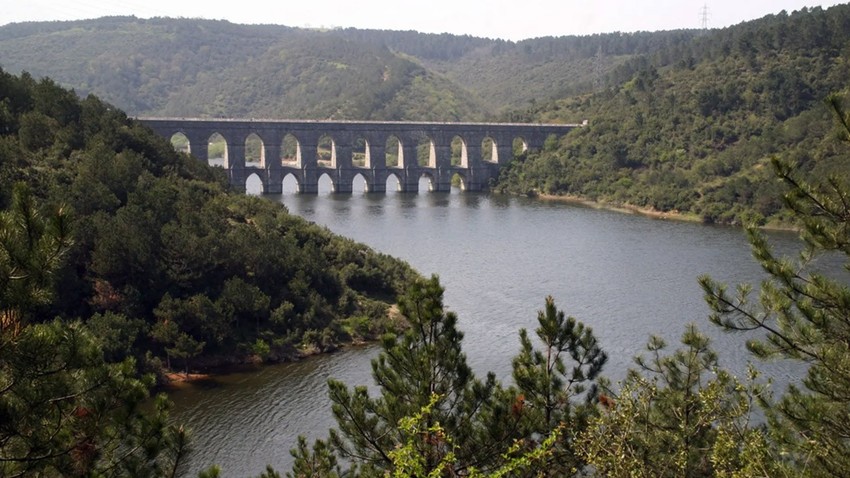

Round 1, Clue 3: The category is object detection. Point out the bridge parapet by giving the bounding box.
[139,118,580,194]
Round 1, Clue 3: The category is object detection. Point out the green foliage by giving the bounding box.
[0,185,187,476]
[0,183,71,332]
[0,18,486,121]
[294,276,514,476]
[510,295,607,475]
[386,394,458,478]
[286,437,341,478]
[6,11,850,227]
[495,5,850,226]
[385,393,564,478]
[699,96,850,476]
[0,320,190,476]
[0,67,417,378]
[578,326,784,477]
[290,284,610,477]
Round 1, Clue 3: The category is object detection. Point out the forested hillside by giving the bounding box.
[0,16,672,119]
[326,28,700,111]
[495,4,850,226]
[3,8,850,474]
[0,67,416,375]
[5,8,850,227]
[0,17,483,120]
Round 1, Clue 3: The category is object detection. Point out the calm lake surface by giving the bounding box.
[169,177,836,476]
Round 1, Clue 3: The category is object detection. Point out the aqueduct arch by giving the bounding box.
[141,118,581,194]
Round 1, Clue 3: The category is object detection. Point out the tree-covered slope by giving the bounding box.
[0,17,485,121]
[0,67,417,378]
[322,28,702,112]
[495,4,850,226]
[0,16,696,120]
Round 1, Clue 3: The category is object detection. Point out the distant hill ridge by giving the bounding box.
[0,15,698,120]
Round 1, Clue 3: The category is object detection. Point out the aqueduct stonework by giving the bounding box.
[139,118,580,193]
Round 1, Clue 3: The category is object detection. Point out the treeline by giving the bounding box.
[1,59,848,478]
[495,4,850,226]
[0,67,420,474]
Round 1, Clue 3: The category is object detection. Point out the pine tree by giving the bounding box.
[295,275,512,476]
[699,94,850,476]
[0,182,71,335]
[578,325,780,477]
[0,185,188,476]
[510,295,607,475]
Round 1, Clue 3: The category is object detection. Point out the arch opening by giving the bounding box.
[170,132,190,154]
[352,173,368,193]
[208,133,227,167]
[281,134,301,167]
[417,135,436,167]
[352,137,370,168]
[385,135,402,168]
[246,173,263,196]
[419,172,436,193]
[318,134,336,168]
[385,172,401,193]
[513,137,529,158]
[318,172,336,194]
[282,173,300,194]
[451,172,467,192]
[450,136,468,167]
[482,137,498,163]
[245,133,264,168]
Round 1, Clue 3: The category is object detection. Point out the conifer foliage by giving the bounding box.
[288,281,610,477]
[510,295,607,475]
[700,95,850,477]
[578,326,780,477]
[320,275,504,476]
[0,185,188,477]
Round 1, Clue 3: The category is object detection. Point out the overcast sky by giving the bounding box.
[1,0,846,41]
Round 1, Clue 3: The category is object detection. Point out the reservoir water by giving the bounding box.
[169,178,835,476]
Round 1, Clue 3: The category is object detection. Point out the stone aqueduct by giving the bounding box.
[139,118,581,193]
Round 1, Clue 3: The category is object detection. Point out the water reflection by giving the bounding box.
[425,193,451,208]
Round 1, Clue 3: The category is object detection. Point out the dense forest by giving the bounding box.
[2,67,850,476]
[0,65,418,377]
[0,16,680,119]
[275,101,850,477]
[495,5,850,226]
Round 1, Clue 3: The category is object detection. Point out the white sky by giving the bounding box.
[1,0,846,41]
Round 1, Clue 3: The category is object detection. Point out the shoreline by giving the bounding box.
[536,193,701,223]
[159,195,797,388]
[534,193,798,231]
[160,340,375,388]
[160,195,687,386]
[160,304,405,387]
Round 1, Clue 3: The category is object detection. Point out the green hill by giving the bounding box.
[0,16,670,120]
[494,4,850,226]
[4,8,850,226]
[0,17,485,120]
[0,67,417,375]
